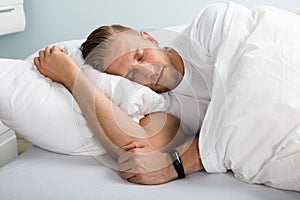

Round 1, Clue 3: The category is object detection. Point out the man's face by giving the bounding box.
[103,31,182,93]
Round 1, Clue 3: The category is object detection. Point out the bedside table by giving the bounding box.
[0,121,18,167]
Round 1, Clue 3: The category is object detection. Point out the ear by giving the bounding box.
[140,31,159,46]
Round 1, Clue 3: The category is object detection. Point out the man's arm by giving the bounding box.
[34,46,183,158]
[118,136,204,184]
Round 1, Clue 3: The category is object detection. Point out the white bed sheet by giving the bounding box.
[0,146,299,200]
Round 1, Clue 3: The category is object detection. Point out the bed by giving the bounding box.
[1,2,300,198]
[0,145,299,200]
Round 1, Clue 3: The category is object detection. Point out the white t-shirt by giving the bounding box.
[163,3,228,135]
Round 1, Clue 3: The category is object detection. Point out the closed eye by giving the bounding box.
[135,48,145,62]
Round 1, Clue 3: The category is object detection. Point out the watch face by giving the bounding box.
[171,150,180,162]
[174,160,180,166]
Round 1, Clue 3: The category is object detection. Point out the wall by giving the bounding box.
[0,0,299,59]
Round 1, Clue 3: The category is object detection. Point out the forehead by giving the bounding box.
[111,32,151,54]
[103,33,137,67]
[104,32,155,70]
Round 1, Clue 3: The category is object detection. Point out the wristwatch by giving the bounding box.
[170,150,185,179]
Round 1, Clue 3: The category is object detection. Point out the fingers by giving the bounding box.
[120,172,147,185]
[118,155,137,180]
[119,165,145,182]
[118,152,148,175]
[34,45,65,67]
[37,46,52,63]
[44,46,51,57]
[122,141,145,151]
[118,157,133,172]
[117,150,132,166]
[128,175,142,184]
[117,147,145,169]
[36,45,64,60]
[59,47,67,54]
[122,143,135,151]
[120,171,158,185]
[50,45,60,53]
[120,171,136,180]
[118,151,139,173]
[38,49,45,62]
[33,57,40,68]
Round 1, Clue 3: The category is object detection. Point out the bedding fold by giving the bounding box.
[199,2,300,191]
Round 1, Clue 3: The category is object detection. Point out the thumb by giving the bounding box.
[122,141,145,151]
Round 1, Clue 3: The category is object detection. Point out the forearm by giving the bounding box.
[177,136,204,174]
[69,70,182,158]
[118,135,205,184]
[69,70,146,158]
[69,68,201,180]
[34,46,182,161]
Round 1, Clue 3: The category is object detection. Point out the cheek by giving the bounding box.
[145,49,164,63]
[161,67,181,89]
[134,78,149,85]
[106,58,131,76]
[105,65,119,75]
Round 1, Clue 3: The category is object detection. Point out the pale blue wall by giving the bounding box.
[0,0,299,59]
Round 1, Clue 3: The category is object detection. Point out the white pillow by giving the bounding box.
[0,40,167,156]
[25,40,168,118]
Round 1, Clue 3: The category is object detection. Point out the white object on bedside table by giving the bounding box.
[0,0,26,36]
[0,121,17,167]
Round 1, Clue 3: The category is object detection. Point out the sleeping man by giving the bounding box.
[34,2,300,191]
[34,2,226,185]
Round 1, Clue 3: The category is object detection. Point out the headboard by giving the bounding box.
[0,0,25,36]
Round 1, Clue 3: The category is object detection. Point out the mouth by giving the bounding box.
[156,67,165,85]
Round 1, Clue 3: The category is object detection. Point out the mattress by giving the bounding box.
[0,146,299,200]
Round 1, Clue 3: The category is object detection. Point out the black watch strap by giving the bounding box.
[170,150,185,179]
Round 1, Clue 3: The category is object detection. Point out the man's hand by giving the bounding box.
[118,141,178,185]
[34,45,80,91]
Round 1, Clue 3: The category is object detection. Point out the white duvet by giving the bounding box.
[199,3,300,191]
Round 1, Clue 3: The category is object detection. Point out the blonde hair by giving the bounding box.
[80,24,134,72]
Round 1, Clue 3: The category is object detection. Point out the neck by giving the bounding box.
[167,49,185,76]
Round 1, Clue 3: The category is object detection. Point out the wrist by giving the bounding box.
[180,137,204,174]
[169,150,186,179]
[64,67,81,92]
[166,154,179,181]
